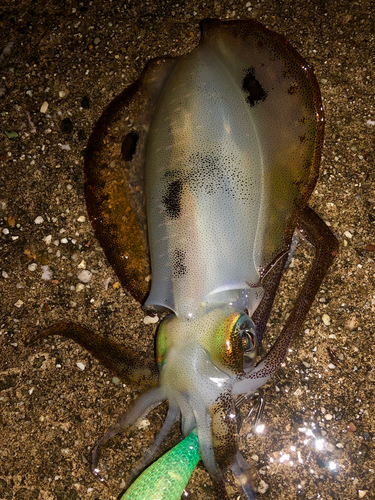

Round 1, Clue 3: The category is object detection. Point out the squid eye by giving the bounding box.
[236,316,256,354]
[241,328,256,353]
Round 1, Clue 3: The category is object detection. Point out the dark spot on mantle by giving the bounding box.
[172,248,187,278]
[162,179,183,219]
[121,131,139,162]
[242,67,267,107]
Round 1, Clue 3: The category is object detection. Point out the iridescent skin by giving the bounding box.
[34,19,338,500]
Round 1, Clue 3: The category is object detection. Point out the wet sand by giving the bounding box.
[1,0,374,498]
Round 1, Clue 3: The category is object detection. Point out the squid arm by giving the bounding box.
[29,322,159,389]
[233,206,339,396]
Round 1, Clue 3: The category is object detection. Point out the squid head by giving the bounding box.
[156,307,257,475]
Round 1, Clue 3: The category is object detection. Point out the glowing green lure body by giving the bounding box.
[120,432,200,500]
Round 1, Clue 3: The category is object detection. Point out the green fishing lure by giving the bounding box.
[120,432,200,500]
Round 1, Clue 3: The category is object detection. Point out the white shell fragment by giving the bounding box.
[77,270,92,283]
[34,216,44,224]
[143,315,159,325]
[40,101,49,113]
[322,314,331,326]
[41,265,53,280]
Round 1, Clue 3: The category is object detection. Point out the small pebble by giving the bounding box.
[347,422,357,432]
[24,249,36,260]
[41,265,52,280]
[2,227,9,235]
[143,315,159,325]
[344,230,352,239]
[76,362,86,371]
[112,377,121,385]
[358,491,368,498]
[71,252,79,262]
[61,238,68,244]
[44,235,52,245]
[336,442,344,448]
[322,313,331,326]
[34,216,44,224]
[137,418,150,430]
[77,270,92,283]
[28,263,37,271]
[326,442,335,452]
[15,300,23,308]
[77,260,86,269]
[2,271,9,278]
[77,215,86,222]
[258,480,269,494]
[7,215,16,227]
[325,414,333,421]
[4,131,18,139]
[75,283,85,292]
[346,317,358,330]
[40,101,49,113]
[328,363,336,369]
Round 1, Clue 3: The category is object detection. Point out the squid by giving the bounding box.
[33,19,338,499]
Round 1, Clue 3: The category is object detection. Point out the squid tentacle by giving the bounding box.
[194,405,217,478]
[128,404,181,482]
[251,253,289,346]
[211,394,258,499]
[234,206,339,395]
[29,322,159,388]
[231,451,257,500]
[92,386,166,479]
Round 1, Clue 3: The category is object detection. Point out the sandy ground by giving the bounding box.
[1,0,374,499]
